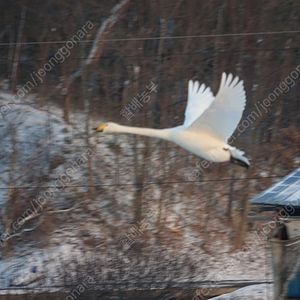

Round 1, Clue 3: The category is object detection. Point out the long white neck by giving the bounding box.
[110,124,173,142]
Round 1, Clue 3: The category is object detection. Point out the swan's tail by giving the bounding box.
[229,147,250,169]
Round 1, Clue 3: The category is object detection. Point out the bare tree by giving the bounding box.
[49,0,131,124]
[10,0,26,91]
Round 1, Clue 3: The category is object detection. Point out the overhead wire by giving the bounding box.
[0,175,283,190]
[0,30,299,46]
[0,46,299,64]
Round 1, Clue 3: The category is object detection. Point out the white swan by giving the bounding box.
[94,73,250,168]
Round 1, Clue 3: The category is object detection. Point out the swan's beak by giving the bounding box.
[93,124,106,132]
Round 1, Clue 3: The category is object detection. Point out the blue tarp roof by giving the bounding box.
[250,167,300,206]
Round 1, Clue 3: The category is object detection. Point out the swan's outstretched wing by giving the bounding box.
[187,73,246,141]
[183,80,215,127]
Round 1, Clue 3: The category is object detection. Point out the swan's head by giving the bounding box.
[93,122,119,133]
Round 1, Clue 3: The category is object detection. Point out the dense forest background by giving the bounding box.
[0,0,299,294]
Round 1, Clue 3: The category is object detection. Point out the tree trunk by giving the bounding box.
[226,167,235,224]
[64,88,71,125]
[46,0,131,103]
[39,43,49,107]
[234,173,251,248]
[81,66,95,197]
[133,137,143,224]
[7,25,14,81]
[10,1,26,92]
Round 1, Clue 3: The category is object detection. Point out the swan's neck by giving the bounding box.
[111,124,173,141]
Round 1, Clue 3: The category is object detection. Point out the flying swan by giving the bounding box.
[94,73,250,168]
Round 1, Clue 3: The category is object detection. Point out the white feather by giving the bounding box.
[95,73,250,168]
[184,80,214,126]
[187,72,246,142]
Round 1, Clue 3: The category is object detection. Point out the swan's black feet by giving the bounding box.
[230,155,249,169]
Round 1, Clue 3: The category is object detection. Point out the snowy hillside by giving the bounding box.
[0,90,273,298]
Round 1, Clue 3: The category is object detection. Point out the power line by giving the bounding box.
[0,175,282,190]
[0,139,189,149]
[0,30,299,46]
[0,47,299,64]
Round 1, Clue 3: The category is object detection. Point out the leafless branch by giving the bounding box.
[6,216,44,240]
[47,203,81,214]
[48,0,131,96]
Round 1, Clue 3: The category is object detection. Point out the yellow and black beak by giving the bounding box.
[93,124,106,132]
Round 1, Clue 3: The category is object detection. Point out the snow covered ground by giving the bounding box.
[0,89,274,298]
